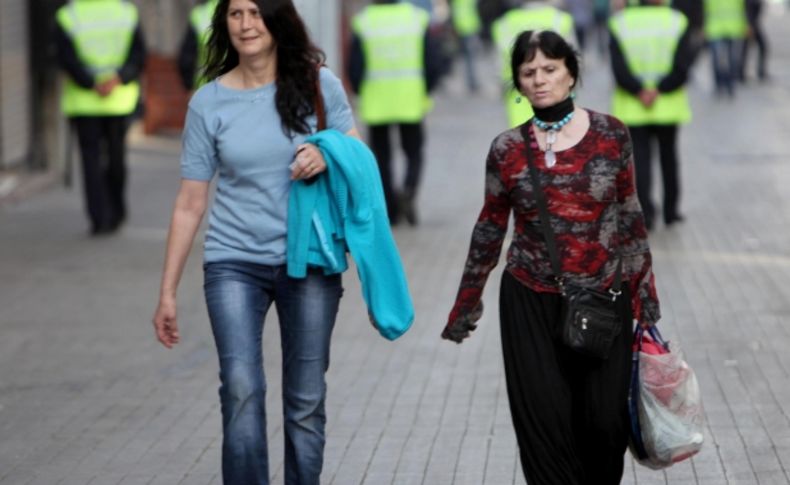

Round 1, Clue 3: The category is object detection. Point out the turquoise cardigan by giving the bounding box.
[287,129,414,340]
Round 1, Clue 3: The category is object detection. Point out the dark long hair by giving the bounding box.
[203,0,326,136]
[510,30,581,91]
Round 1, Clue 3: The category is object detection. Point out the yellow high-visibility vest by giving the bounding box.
[492,7,574,128]
[352,3,431,124]
[56,0,140,116]
[451,0,481,37]
[609,6,691,125]
[190,0,218,87]
[704,0,748,40]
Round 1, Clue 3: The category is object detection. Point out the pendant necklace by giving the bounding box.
[533,111,574,168]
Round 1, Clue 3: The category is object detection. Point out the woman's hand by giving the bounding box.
[441,322,477,343]
[441,302,484,344]
[291,143,326,180]
[152,296,180,348]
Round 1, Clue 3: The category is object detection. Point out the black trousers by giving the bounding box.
[368,122,424,222]
[499,271,633,485]
[72,116,130,231]
[741,0,768,80]
[628,124,681,228]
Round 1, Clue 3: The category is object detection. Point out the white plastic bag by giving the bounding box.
[628,327,705,469]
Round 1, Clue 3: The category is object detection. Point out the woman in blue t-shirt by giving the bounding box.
[152,1,359,484]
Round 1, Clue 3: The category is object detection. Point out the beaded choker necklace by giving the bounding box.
[532,97,575,168]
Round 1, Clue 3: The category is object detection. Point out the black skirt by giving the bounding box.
[498,270,634,485]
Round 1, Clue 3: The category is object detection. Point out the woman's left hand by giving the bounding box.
[291,143,326,180]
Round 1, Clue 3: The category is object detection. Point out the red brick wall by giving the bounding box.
[142,54,190,135]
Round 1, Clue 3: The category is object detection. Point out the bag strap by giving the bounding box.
[634,325,669,352]
[519,121,623,293]
[314,65,327,132]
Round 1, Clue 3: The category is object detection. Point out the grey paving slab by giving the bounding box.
[2,6,790,485]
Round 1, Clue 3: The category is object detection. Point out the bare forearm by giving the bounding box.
[159,203,205,299]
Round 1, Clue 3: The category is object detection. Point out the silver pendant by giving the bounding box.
[545,130,558,167]
[545,149,556,167]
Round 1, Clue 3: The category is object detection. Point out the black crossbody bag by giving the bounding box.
[521,122,623,359]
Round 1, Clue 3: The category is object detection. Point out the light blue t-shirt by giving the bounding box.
[181,67,354,265]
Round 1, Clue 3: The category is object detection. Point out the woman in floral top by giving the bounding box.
[442,30,659,484]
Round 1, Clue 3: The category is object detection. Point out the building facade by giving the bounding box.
[0,1,33,170]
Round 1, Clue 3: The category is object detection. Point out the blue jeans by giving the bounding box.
[204,262,343,485]
[458,34,479,92]
[709,38,742,96]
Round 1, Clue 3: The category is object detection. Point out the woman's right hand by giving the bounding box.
[153,296,180,348]
[441,322,477,343]
[152,179,209,349]
[441,301,484,344]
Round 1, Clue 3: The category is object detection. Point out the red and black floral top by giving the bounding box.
[444,110,660,341]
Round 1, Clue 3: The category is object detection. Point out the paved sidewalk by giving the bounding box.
[2,8,790,485]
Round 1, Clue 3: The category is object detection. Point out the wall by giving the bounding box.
[0,1,32,169]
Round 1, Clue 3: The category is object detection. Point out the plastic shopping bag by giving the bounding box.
[628,326,705,469]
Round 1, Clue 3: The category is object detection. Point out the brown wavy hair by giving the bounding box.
[202,0,326,137]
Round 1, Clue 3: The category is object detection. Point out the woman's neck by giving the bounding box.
[532,96,575,125]
[231,53,277,89]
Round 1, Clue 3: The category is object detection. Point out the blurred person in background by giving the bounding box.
[565,0,594,50]
[402,0,435,15]
[591,0,611,55]
[671,0,705,66]
[55,0,146,236]
[609,0,692,230]
[740,0,769,81]
[442,30,659,484]
[178,0,219,90]
[477,0,512,43]
[703,0,748,97]
[451,0,483,92]
[152,1,359,483]
[348,0,442,226]
[492,0,575,127]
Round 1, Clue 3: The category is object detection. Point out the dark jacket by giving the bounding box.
[55,22,146,89]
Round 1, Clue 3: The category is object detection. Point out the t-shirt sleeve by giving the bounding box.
[180,103,218,181]
[319,67,355,134]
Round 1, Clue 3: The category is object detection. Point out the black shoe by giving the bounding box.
[387,208,401,226]
[398,190,418,226]
[111,212,126,231]
[91,223,117,236]
[665,213,685,226]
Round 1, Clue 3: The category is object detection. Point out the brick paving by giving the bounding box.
[1,7,790,485]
